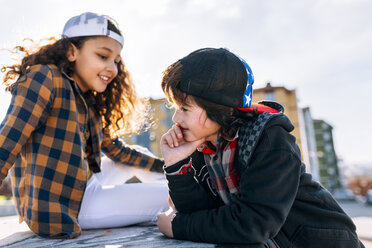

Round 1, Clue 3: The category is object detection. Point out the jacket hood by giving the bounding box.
[259,101,295,133]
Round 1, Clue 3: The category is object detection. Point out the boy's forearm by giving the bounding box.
[171,199,282,245]
[165,159,219,213]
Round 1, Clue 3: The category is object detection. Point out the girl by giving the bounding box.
[0,12,168,239]
[157,48,364,247]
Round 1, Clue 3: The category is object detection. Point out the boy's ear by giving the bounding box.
[229,108,234,116]
[66,43,77,62]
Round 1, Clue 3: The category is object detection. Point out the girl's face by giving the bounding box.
[68,36,122,93]
[172,97,221,145]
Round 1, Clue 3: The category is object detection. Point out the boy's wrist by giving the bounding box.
[164,156,188,167]
[164,157,191,174]
[164,159,180,167]
[170,212,188,240]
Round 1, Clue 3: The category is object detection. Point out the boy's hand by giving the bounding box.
[157,206,177,238]
[160,124,205,166]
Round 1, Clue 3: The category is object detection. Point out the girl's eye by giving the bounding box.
[181,107,188,112]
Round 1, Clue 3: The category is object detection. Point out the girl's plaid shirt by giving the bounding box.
[0,64,162,238]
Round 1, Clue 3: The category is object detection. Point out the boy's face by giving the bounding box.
[172,97,221,145]
[67,36,122,93]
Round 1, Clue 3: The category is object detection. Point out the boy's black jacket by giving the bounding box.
[165,109,364,247]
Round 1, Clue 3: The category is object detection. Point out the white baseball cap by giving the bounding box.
[62,12,124,46]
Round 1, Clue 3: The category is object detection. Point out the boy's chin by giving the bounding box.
[183,135,196,143]
[184,136,204,144]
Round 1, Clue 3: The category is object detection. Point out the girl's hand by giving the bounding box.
[160,124,205,166]
[157,206,177,238]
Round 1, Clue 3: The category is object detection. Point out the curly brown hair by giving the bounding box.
[161,60,257,139]
[1,22,150,135]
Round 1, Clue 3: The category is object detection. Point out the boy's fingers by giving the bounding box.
[169,129,178,147]
[162,134,174,148]
[174,125,183,138]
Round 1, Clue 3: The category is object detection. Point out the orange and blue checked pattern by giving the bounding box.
[0,64,162,238]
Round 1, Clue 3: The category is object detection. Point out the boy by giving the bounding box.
[157,48,364,247]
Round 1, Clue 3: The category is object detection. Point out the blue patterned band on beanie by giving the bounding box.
[237,56,254,108]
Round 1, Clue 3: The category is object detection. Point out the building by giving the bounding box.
[313,119,341,191]
[300,107,320,182]
[252,83,305,160]
[126,98,173,157]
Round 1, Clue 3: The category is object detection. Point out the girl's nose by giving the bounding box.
[107,61,118,75]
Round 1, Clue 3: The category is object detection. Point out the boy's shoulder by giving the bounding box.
[237,112,294,164]
[239,112,294,146]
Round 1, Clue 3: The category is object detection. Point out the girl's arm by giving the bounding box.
[101,133,164,172]
[0,65,54,184]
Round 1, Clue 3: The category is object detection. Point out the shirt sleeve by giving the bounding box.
[0,65,54,183]
[164,158,193,175]
[165,152,224,214]
[101,132,164,172]
[171,125,302,244]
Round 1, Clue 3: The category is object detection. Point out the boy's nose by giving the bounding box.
[172,110,181,123]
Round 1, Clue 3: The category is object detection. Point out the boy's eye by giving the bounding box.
[181,107,188,112]
[99,54,107,60]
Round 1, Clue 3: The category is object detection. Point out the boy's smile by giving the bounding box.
[172,98,220,146]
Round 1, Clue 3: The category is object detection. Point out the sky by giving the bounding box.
[0,0,371,167]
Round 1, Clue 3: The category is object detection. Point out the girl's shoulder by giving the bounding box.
[27,64,61,76]
[18,64,67,93]
[26,64,66,85]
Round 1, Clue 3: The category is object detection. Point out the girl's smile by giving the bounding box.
[68,36,122,92]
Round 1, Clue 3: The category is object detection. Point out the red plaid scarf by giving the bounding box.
[198,135,239,204]
[199,136,279,248]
